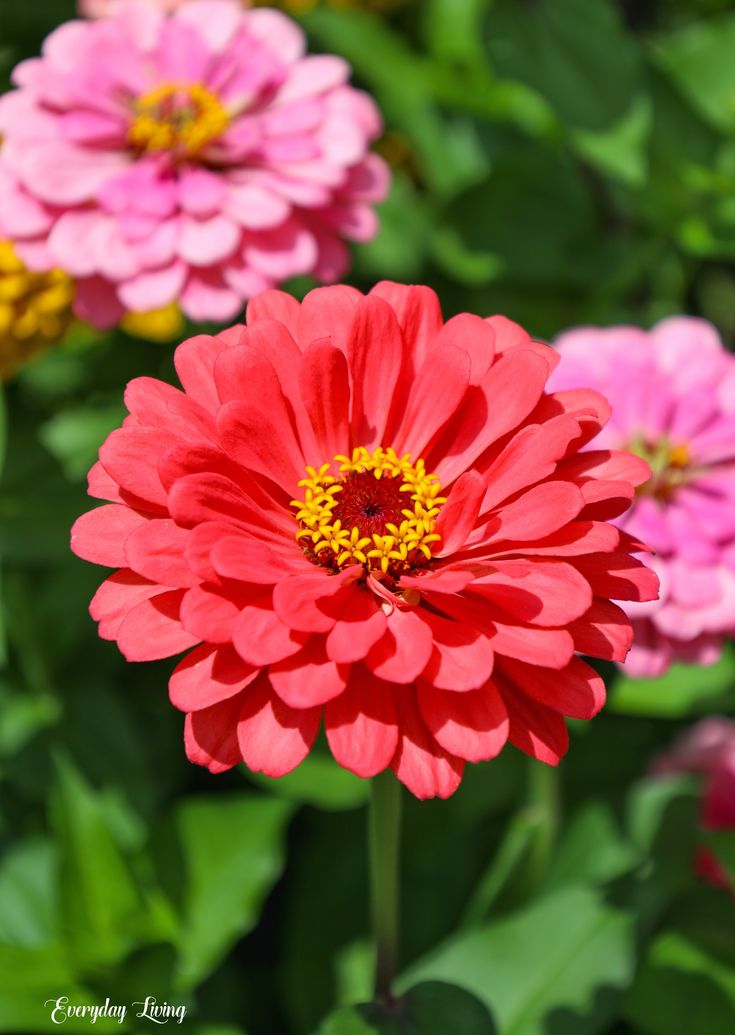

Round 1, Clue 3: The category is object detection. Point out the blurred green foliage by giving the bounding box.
[1,0,735,1033]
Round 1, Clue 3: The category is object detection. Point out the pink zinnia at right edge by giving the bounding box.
[551,317,735,677]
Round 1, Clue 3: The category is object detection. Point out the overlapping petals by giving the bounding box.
[72,281,657,798]
[553,318,735,676]
[0,0,388,326]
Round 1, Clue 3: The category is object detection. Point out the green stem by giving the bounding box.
[524,760,560,890]
[369,768,402,1003]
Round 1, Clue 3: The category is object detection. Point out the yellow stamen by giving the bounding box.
[0,241,75,380]
[128,82,229,157]
[667,443,690,469]
[291,446,445,577]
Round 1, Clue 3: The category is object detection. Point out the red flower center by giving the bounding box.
[290,446,446,576]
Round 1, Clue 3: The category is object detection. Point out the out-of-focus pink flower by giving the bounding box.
[654,717,735,888]
[80,0,189,15]
[552,318,735,677]
[0,0,388,327]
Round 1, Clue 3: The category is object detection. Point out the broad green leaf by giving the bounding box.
[609,643,735,716]
[317,982,496,1035]
[52,755,151,970]
[249,751,369,810]
[625,930,735,1035]
[436,145,599,287]
[487,0,640,131]
[0,838,57,947]
[157,792,293,990]
[400,887,635,1035]
[572,94,652,187]
[422,0,490,65]
[547,802,639,890]
[0,944,114,1034]
[653,15,735,132]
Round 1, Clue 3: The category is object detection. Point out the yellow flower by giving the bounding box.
[0,241,75,380]
[122,303,185,343]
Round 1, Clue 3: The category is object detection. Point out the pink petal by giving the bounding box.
[365,605,434,683]
[568,599,632,662]
[232,600,307,665]
[325,668,398,778]
[71,504,147,567]
[180,583,244,643]
[237,677,320,777]
[394,346,471,458]
[169,643,259,712]
[391,691,464,800]
[434,470,486,556]
[269,639,348,708]
[417,680,508,763]
[124,518,199,588]
[117,589,200,661]
[299,339,351,459]
[418,610,495,692]
[185,693,243,774]
[89,570,167,640]
[325,584,387,663]
[346,296,404,451]
[501,656,606,720]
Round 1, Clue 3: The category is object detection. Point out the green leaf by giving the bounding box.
[0,838,58,948]
[248,751,369,811]
[52,755,152,971]
[400,887,635,1035]
[39,401,126,482]
[572,94,652,187]
[487,0,640,131]
[548,802,639,890]
[316,982,496,1035]
[157,792,294,990]
[0,944,111,1034]
[609,643,735,716]
[653,14,735,132]
[625,930,735,1035]
[436,145,598,286]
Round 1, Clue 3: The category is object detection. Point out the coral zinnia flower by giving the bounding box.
[0,0,388,327]
[653,718,735,889]
[71,282,657,798]
[553,318,735,677]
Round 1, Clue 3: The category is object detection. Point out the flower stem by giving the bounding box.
[524,760,560,890]
[369,768,402,1003]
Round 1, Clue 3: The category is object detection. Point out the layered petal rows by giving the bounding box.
[72,282,658,798]
[553,318,735,676]
[0,0,388,326]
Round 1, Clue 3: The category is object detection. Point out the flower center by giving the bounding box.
[128,82,229,158]
[631,436,692,500]
[291,446,446,577]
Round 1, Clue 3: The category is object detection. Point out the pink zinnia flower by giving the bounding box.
[552,318,735,677]
[80,0,189,14]
[70,282,657,799]
[653,718,735,888]
[0,0,388,327]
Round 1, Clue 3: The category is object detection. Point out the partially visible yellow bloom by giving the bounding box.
[0,242,75,380]
[122,303,185,342]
